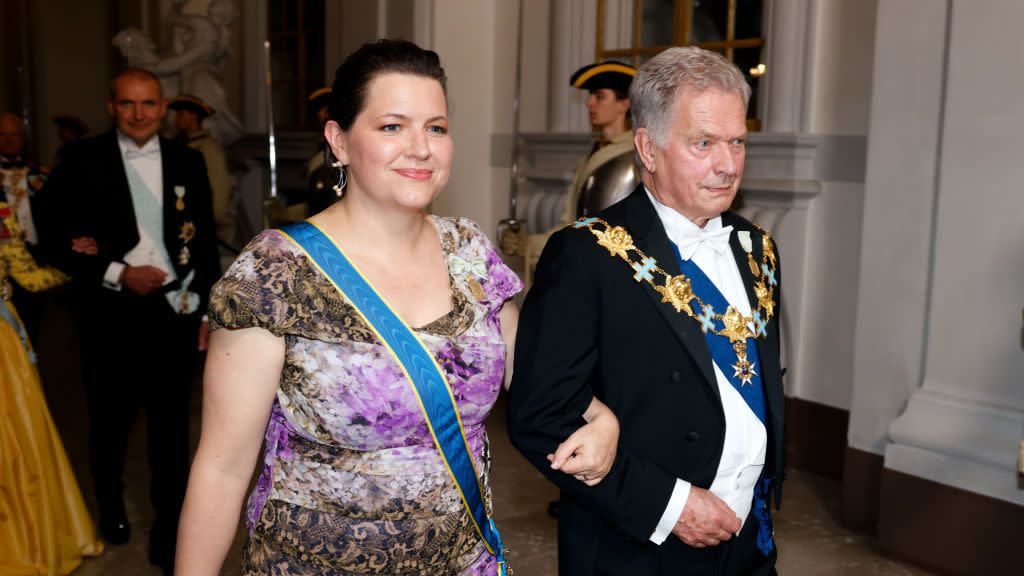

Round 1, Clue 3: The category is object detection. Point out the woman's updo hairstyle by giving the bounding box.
[329,39,449,131]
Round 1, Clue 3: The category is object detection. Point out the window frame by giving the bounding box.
[595,0,766,130]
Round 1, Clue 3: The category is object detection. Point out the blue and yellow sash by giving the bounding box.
[673,245,774,556]
[280,221,508,574]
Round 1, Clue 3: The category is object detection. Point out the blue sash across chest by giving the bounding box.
[279,221,508,574]
[672,244,774,556]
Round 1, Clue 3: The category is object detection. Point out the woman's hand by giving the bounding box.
[547,399,619,486]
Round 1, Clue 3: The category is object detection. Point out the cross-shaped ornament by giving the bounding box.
[752,310,768,338]
[632,257,657,283]
[732,353,758,386]
[697,304,717,333]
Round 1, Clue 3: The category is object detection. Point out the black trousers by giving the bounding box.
[561,497,777,576]
[77,287,199,541]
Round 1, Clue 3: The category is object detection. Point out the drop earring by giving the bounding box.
[333,165,347,197]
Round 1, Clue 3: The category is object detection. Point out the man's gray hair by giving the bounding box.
[630,47,750,147]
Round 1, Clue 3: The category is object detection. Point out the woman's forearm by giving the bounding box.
[176,327,284,575]
[174,452,253,575]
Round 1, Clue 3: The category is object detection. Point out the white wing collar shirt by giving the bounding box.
[644,187,768,544]
[102,132,178,290]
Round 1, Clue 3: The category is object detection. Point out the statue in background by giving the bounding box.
[113,0,242,145]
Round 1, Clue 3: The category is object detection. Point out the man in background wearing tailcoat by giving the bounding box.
[45,67,220,574]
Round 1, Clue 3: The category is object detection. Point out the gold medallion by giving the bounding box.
[468,277,486,301]
[179,221,196,243]
[174,185,186,211]
[762,234,776,268]
[747,253,760,277]
[655,275,696,315]
[758,288,776,319]
[720,306,752,343]
[731,350,757,386]
[593,225,634,260]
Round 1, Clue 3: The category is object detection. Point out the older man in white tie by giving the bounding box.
[44,67,220,575]
[509,46,785,576]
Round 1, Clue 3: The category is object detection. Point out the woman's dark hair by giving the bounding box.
[329,39,448,131]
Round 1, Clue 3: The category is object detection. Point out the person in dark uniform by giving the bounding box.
[501,62,640,288]
[52,115,89,164]
[564,61,639,219]
[44,67,220,575]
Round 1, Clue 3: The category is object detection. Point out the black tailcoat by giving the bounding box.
[507,187,784,575]
[44,131,219,306]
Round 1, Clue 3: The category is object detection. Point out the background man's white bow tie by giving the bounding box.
[677,225,734,260]
[124,147,160,161]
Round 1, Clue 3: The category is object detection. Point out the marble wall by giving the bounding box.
[851,0,1024,505]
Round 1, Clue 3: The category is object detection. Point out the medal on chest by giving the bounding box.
[174,185,186,211]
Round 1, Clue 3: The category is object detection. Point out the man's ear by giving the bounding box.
[635,128,657,174]
[324,120,348,165]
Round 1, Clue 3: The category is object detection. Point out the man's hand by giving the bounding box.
[671,487,742,548]
[71,236,98,255]
[121,265,167,295]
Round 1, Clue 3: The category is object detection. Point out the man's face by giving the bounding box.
[640,88,747,225]
[0,116,26,158]
[586,88,630,130]
[107,75,166,147]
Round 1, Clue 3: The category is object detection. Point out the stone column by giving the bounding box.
[883,0,1024,506]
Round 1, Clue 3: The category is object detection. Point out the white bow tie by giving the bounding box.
[124,146,159,161]
[676,225,734,260]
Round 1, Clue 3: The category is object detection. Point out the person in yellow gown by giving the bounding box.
[0,201,104,574]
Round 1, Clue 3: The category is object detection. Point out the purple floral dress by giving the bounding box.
[208,217,522,575]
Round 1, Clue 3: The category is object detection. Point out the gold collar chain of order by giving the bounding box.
[570,216,778,385]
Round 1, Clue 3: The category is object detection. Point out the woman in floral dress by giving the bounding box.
[175,40,619,575]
